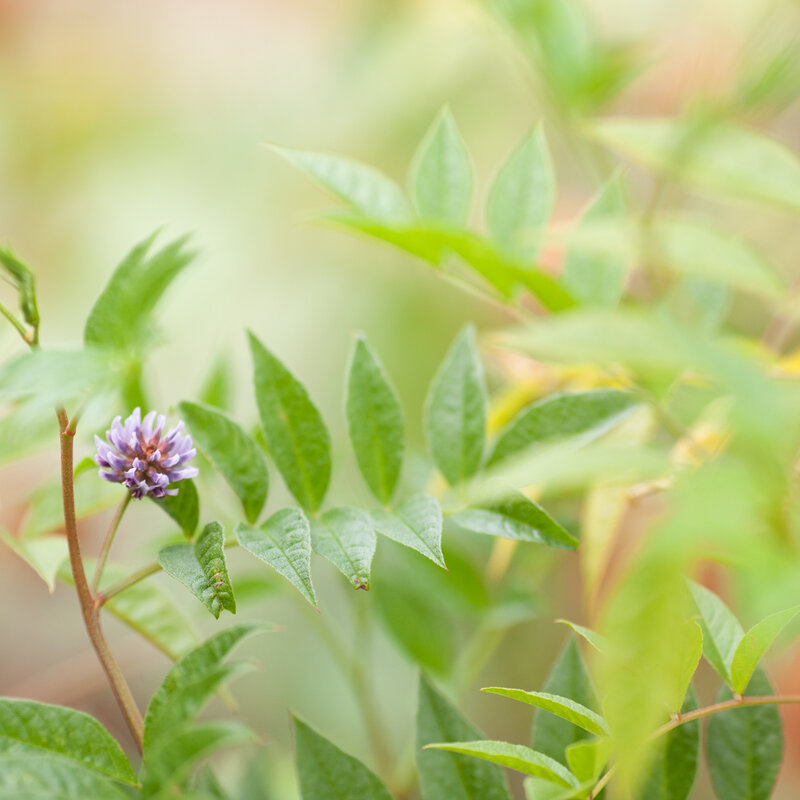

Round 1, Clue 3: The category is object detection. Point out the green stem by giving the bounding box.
[58,409,144,752]
[0,301,31,343]
[588,693,800,798]
[92,494,132,596]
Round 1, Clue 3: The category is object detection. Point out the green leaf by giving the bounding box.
[0,698,136,784]
[0,531,67,592]
[370,494,445,568]
[151,479,199,538]
[345,335,404,505]
[0,401,55,466]
[143,721,254,798]
[565,738,609,783]
[489,390,638,467]
[531,639,600,765]
[638,688,699,800]
[293,717,394,800]
[235,508,316,607]
[195,766,230,799]
[179,401,269,523]
[449,491,577,549]
[417,675,512,800]
[730,605,800,694]
[271,145,409,222]
[84,233,193,350]
[425,325,487,486]
[248,332,331,511]
[409,108,473,226]
[485,689,608,737]
[666,621,703,715]
[62,562,199,660]
[425,741,578,787]
[487,125,555,259]
[555,621,606,652]
[0,247,39,329]
[688,580,744,685]
[0,752,129,799]
[310,506,376,590]
[144,624,266,753]
[706,669,783,800]
[159,521,236,619]
[523,776,591,800]
[590,117,800,213]
[562,174,627,307]
[199,356,233,411]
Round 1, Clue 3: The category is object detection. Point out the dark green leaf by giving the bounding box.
[248,332,331,511]
[310,507,376,590]
[487,125,555,260]
[345,335,404,505]
[531,639,600,765]
[159,521,236,619]
[638,688,699,800]
[449,491,577,549]
[417,676,512,800]
[489,390,638,467]
[152,479,199,538]
[179,401,269,523]
[293,716,394,800]
[144,624,266,753]
[0,698,136,784]
[370,494,445,568]
[236,508,316,607]
[84,233,194,351]
[706,669,783,800]
[271,146,409,222]
[409,108,473,226]
[425,325,487,486]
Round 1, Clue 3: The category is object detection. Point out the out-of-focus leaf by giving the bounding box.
[159,521,236,619]
[62,562,199,660]
[562,174,627,307]
[730,605,800,694]
[179,401,269,524]
[735,42,800,116]
[425,741,579,786]
[293,717,394,800]
[144,624,266,752]
[0,531,67,592]
[345,335,404,505]
[409,108,473,226]
[706,669,783,800]
[236,508,316,607]
[199,357,232,411]
[0,752,129,799]
[0,698,136,784]
[195,766,230,799]
[271,145,409,222]
[417,675,512,800]
[590,117,800,213]
[248,332,330,511]
[489,390,638,467]
[370,494,445,568]
[484,689,609,737]
[487,125,555,259]
[662,277,730,334]
[151,479,199,538]
[0,401,55,465]
[143,722,254,798]
[310,507,376,590]
[425,325,487,486]
[450,491,577,549]
[531,639,600,765]
[555,621,606,652]
[84,233,194,351]
[0,247,38,329]
[565,738,609,783]
[688,580,744,685]
[666,621,703,715]
[638,688,699,800]
[0,348,118,407]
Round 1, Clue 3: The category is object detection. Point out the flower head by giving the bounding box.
[95,408,198,499]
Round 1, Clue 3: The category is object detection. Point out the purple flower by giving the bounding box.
[95,408,198,499]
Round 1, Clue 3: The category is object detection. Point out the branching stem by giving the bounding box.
[92,494,132,596]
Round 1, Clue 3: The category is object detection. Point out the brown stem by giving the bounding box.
[59,411,144,752]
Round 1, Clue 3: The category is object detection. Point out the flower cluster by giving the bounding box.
[95,408,198,499]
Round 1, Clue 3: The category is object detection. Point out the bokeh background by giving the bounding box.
[2,1,800,797]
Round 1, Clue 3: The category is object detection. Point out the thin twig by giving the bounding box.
[92,495,131,596]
